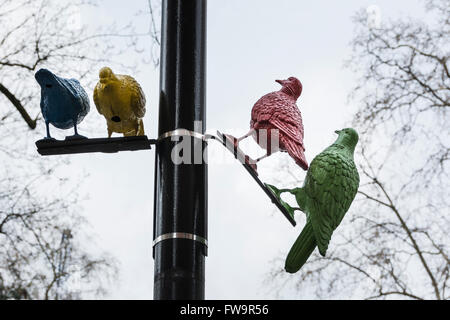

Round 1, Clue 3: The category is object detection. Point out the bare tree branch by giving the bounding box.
[0,83,37,129]
[266,0,449,300]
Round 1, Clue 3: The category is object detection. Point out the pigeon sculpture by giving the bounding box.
[93,67,146,137]
[35,69,90,140]
[266,128,360,273]
[227,77,308,172]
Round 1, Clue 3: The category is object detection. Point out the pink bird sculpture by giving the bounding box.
[228,77,308,172]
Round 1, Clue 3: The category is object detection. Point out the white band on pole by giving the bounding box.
[153,232,208,247]
[158,129,215,141]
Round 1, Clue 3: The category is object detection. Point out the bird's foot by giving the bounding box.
[265,183,298,220]
[265,183,283,198]
[284,204,298,221]
[37,137,57,144]
[65,134,88,141]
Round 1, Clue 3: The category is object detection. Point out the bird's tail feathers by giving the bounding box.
[285,221,316,273]
[282,136,309,170]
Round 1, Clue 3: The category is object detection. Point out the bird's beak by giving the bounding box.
[276,79,286,86]
[335,130,342,135]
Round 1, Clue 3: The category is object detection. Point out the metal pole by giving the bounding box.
[153,0,207,300]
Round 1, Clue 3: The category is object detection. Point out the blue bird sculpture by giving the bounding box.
[35,69,90,140]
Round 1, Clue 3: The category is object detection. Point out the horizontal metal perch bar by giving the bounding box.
[36,136,156,156]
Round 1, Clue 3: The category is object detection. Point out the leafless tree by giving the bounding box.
[267,0,449,300]
[0,166,118,299]
[0,0,153,299]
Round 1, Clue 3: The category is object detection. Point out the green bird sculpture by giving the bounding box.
[266,128,360,273]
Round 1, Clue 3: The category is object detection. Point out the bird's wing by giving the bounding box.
[93,83,104,115]
[58,77,80,98]
[124,75,146,118]
[304,151,359,256]
[252,93,304,146]
[333,159,359,228]
[56,78,90,119]
[68,78,90,116]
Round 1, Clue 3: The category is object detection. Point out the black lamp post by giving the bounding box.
[153,0,208,300]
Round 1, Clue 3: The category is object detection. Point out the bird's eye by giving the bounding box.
[46,84,52,88]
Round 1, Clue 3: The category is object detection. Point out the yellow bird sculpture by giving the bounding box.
[93,67,146,137]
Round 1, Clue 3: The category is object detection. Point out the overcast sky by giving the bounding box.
[65,0,429,299]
